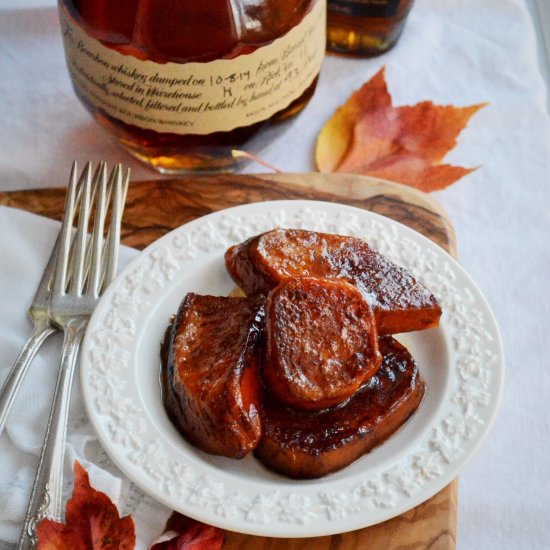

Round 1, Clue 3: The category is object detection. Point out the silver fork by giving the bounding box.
[18,161,129,549]
[0,163,91,436]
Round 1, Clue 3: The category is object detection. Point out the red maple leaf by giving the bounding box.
[37,462,135,550]
[149,512,224,550]
[315,67,487,192]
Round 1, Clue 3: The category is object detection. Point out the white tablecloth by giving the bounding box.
[1,1,550,548]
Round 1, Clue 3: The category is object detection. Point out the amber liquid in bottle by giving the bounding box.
[327,0,414,56]
[60,0,323,173]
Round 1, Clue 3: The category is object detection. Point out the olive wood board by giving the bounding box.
[0,172,458,550]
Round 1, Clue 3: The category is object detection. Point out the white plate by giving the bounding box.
[81,200,504,538]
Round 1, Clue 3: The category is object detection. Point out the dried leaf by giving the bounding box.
[315,67,486,192]
[149,513,223,550]
[37,462,135,550]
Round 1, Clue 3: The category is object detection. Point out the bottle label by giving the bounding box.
[59,1,326,136]
[328,0,400,18]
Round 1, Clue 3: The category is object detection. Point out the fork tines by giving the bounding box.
[58,161,130,298]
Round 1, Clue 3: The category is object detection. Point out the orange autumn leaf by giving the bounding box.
[315,67,487,192]
[37,461,135,550]
[149,512,224,550]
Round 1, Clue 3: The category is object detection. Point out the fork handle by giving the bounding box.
[0,318,56,437]
[18,318,87,550]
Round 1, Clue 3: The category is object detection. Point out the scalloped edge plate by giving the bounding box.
[81,200,504,537]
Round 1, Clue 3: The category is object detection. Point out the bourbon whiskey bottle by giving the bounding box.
[58,0,326,173]
[327,0,414,56]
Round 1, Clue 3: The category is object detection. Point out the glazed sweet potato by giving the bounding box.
[263,277,381,411]
[254,336,425,479]
[225,229,441,335]
[162,293,265,459]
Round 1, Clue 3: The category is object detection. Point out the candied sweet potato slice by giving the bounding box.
[162,293,265,458]
[263,277,381,411]
[255,336,425,479]
[225,229,441,335]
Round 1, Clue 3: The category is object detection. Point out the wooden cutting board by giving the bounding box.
[0,172,458,549]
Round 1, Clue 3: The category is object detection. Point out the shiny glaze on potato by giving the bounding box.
[225,228,442,335]
[263,277,381,411]
[162,293,265,459]
[255,336,425,479]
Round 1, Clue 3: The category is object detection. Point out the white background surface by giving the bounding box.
[1,0,549,549]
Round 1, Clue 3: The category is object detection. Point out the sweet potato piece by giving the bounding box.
[162,294,265,458]
[263,277,381,411]
[225,229,441,335]
[255,336,425,479]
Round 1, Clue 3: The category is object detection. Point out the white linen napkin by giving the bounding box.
[0,205,172,548]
